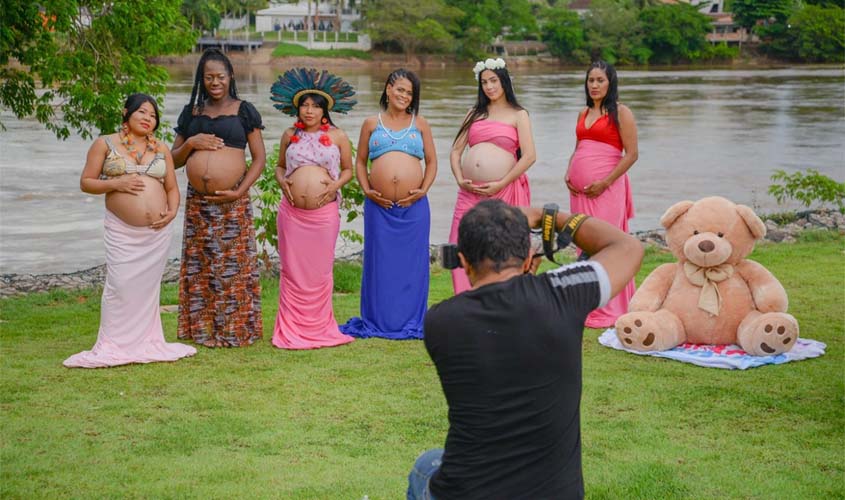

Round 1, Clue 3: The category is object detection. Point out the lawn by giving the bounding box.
[271,43,371,60]
[1,233,843,499]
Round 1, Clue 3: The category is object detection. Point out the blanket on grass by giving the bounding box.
[598,329,826,370]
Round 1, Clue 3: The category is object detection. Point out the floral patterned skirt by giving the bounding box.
[178,185,262,347]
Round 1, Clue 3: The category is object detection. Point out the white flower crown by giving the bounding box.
[473,58,506,80]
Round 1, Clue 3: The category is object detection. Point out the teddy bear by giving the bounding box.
[615,196,799,356]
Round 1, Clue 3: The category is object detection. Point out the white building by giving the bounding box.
[255,1,360,33]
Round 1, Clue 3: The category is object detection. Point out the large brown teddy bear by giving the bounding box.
[615,196,799,356]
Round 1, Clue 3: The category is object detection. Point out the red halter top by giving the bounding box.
[576,111,623,151]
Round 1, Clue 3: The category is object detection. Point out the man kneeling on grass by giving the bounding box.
[408,199,643,499]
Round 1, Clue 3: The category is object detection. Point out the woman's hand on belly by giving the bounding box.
[149,208,178,230]
[105,176,168,227]
[396,188,425,208]
[316,179,339,208]
[364,187,393,209]
[369,152,424,205]
[564,170,581,195]
[112,174,146,195]
[583,178,610,199]
[280,177,295,204]
[185,148,246,199]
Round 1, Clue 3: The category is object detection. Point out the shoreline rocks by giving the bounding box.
[2,209,842,298]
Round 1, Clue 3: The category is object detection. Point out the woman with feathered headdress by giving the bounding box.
[269,68,357,349]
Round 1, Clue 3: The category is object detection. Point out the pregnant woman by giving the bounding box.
[565,60,639,328]
[268,68,357,349]
[171,48,266,347]
[65,93,196,368]
[448,58,536,294]
[341,69,438,340]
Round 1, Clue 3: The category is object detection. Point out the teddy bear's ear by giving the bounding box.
[660,200,694,229]
[736,204,766,240]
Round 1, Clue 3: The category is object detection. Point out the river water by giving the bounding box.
[1,66,843,274]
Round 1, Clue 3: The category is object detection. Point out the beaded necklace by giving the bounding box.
[120,131,156,163]
[377,113,415,141]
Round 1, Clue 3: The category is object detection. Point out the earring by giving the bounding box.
[321,117,328,124]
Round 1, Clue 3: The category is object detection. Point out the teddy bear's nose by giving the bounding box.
[698,240,715,252]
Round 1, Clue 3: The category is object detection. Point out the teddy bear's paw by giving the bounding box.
[615,311,685,352]
[738,312,799,356]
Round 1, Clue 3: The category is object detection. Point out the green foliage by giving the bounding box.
[769,169,845,213]
[360,0,463,57]
[270,43,372,59]
[728,0,798,31]
[181,0,222,31]
[761,4,845,62]
[701,41,740,61]
[0,0,195,140]
[541,7,585,60]
[251,142,366,265]
[582,0,648,65]
[639,4,711,64]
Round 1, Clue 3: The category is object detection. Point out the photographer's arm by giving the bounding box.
[522,208,643,299]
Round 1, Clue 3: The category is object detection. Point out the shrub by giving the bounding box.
[768,169,845,213]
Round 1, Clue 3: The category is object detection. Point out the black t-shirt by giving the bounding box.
[424,261,609,500]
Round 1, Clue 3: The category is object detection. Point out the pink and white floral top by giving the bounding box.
[284,129,341,181]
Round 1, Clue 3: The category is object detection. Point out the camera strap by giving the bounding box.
[541,203,561,262]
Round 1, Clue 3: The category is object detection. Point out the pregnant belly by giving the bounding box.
[568,141,622,189]
[287,166,336,210]
[186,147,246,194]
[369,152,424,202]
[105,175,168,227]
[461,143,516,183]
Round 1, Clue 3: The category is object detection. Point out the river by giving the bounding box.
[1,65,843,274]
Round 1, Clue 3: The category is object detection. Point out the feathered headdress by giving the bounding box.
[270,68,357,116]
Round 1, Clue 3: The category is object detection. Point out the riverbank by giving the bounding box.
[2,209,841,298]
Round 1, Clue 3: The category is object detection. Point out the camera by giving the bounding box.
[441,244,462,269]
[440,232,546,270]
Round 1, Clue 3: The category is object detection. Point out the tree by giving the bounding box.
[1,1,195,140]
[583,0,649,65]
[360,0,463,58]
[728,0,797,33]
[540,7,585,61]
[181,0,222,32]
[639,4,711,64]
[762,4,845,62]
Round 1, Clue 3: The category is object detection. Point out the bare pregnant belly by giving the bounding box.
[185,147,246,194]
[105,175,168,227]
[369,152,424,202]
[287,166,336,210]
[461,143,516,183]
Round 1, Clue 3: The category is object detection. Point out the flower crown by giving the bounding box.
[473,58,506,80]
[270,68,357,116]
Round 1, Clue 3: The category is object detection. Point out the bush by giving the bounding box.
[768,169,845,213]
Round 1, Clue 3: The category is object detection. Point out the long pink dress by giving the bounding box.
[449,120,531,294]
[568,112,635,328]
[63,211,197,368]
[272,129,354,349]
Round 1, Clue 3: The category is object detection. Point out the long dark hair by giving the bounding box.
[379,68,420,115]
[295,93,335,128]
[122,93,160,132]
[187,48,239,113]
[453,67,523,145]
[584,60,619,128]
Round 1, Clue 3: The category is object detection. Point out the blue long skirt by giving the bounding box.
[340,197,430,340]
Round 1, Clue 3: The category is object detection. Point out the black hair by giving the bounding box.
[584,60,619,128]
[187,48,239,113]
[122,93,160,132]
[454,67,523,146]
[458,199,530,272]
[379,68,420,115]
[296,93,335,127]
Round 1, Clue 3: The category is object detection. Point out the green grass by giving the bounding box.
[271,42,371,60]
[1,236,843,498]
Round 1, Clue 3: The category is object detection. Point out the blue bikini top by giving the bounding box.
[368,113,425,161]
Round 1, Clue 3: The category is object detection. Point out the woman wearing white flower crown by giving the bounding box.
[448,58,536,294]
